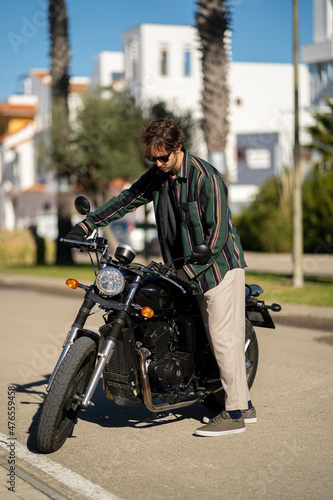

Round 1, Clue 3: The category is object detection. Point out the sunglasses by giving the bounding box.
[149,150,173,163]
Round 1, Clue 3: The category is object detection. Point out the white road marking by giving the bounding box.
[0,432,120,500]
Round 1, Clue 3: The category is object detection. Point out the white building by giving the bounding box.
[90,51,125,90]
[302,0,333,106]
[228,62,311,210]
[123,24,202,115]
[1,15,320,230]
[91,24,311,211]
[0,71,90,231]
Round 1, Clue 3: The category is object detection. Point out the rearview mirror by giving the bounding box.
[74,196,90,216]
[191,244,211,265]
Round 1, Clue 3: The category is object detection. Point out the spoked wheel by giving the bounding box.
[202,319,259,412]
[37,337,96,453]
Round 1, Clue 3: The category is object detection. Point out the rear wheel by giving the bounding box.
[245,319,259,389]
[202,319,259,412]
[37,337,96,453]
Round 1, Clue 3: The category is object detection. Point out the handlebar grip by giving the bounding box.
[175,274,196,290]
[60,237,93,247]
[171,269,196,290]
[152,263,196,290]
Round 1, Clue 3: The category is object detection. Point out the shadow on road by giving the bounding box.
[78,379,211,429]
[18,377,213,454]
[13,374,49,453]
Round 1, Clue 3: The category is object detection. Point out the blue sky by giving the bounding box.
[0,0,313,102]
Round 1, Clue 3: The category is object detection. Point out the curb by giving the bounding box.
[1,273,332,332]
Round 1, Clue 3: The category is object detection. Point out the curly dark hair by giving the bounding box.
[141,118,185,159]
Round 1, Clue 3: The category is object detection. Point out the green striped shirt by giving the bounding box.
[83,148,246,294]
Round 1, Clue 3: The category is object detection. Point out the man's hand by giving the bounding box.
[65,223,87,241]
[176,268,193,287]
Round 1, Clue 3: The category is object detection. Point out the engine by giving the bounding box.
[103,317,197,405]
[148,351,194,390]
[143,321,195,390]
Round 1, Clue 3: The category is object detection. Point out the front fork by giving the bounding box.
[46,295,96,392]
[82,277,141,407]
[46,276,141,407]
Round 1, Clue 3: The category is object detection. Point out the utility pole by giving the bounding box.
[292,0,304,287]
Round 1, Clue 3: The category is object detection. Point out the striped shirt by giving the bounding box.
[81,148,246,295]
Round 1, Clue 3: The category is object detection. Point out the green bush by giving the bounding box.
[0,229,35,265]
[303,169,333,253]
[0,229,55,266]
[234,169,333,254]
[234,176,292,253]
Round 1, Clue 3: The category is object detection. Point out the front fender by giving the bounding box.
[76,329,101,352]
[46,328,100,392]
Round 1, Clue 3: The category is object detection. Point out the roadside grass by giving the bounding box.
[245,272,333,308]
[0,264,96,282]
[0,264,332,308]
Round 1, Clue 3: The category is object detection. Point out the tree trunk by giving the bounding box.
[49,0,73,265]
[56,191,73,265]
[195,1,231,171]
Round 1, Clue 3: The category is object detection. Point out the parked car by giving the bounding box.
[110,218,160,255]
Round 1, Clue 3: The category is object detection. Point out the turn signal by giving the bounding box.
[66,278,79,289]
[141,306,154,318]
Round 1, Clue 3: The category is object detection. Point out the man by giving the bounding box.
[67,118,256,436]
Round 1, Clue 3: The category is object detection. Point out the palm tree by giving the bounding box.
[307,97,333,171]
[48,0,73,264]
[195,0,232,176]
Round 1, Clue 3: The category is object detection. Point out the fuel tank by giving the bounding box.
[134,276,193,311]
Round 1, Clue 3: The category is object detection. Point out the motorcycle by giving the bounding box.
[37,196,281,453]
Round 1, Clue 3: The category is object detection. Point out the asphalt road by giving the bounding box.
[0,287,332,500]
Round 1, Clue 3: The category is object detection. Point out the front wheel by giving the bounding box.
[202,319,259,412]
[37,337,96,453]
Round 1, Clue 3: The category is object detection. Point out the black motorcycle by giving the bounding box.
[37,196,281,453]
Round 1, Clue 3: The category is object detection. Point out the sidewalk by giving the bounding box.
[244,251,333,277]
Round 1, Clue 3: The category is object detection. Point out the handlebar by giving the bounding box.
[61,237,94,247]
[148,262,196,291]
[60,237,108,252]
[61,236,195,291]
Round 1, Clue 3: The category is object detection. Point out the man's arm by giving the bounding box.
[74,168,154,237]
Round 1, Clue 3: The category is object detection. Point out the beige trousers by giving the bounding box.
[196,268,250,411]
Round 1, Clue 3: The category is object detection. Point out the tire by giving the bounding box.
[37,337,96,453]
[202,318,259,412]
[245,318,259,389]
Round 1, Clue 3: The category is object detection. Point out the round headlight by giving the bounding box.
[96,267,125,296]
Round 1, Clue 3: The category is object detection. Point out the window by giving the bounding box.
[130,38,139,80]
[328,61,333,80]
[310,64,321,86]
[246,149,270,170]
[184,48,191,76]
[310,61,333,87]
[160,45,168,76]
[111,72,125,82]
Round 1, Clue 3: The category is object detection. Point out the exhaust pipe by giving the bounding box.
[138,349,220,412]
